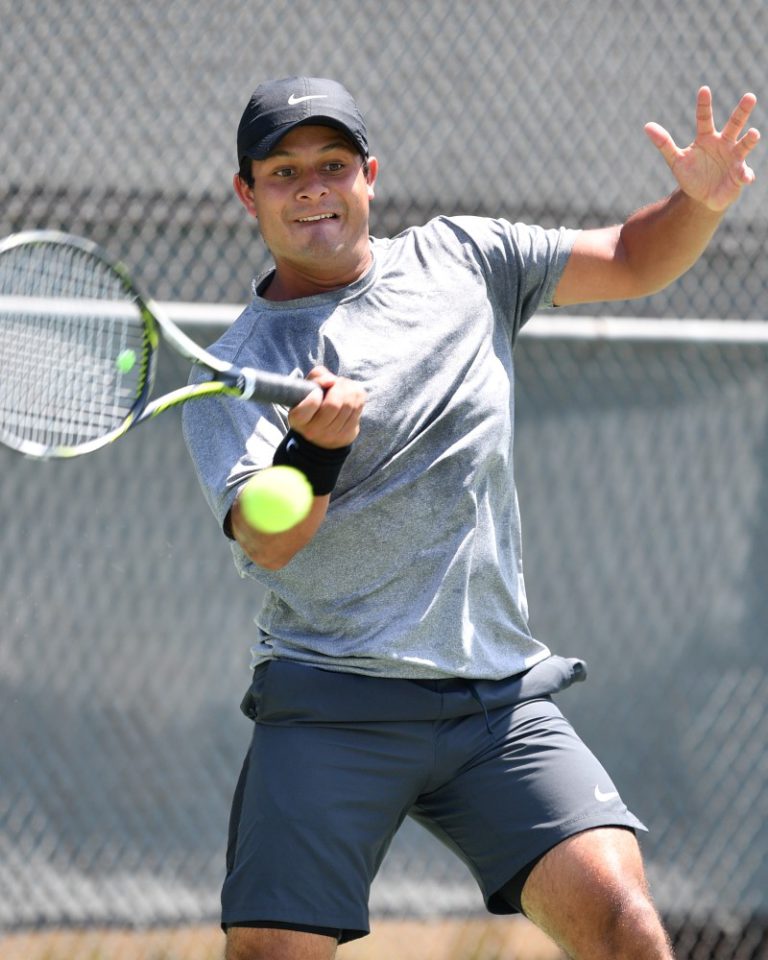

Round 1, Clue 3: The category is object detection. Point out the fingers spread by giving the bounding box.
[695,85,716,137]
[737,125,761,159]
[644,122,679,166]
[723,91,758,142]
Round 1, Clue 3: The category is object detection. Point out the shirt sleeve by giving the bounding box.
[443,216,579,339]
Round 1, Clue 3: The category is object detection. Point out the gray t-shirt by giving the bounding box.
[182,215,576,679]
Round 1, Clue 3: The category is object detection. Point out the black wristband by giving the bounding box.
[272,430,352,495]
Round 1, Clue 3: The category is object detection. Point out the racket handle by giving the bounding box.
[241,368,319,406]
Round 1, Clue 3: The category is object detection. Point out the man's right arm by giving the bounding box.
[231,365,366,570]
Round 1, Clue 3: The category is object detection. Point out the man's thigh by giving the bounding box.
[520,827,673,960]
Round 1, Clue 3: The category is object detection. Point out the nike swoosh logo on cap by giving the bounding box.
[594,785,620,803]
[287,93,329,105]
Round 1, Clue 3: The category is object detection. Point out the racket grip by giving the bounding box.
[241,368,319,407]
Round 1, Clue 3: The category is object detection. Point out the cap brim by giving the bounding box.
[241,116,367,161]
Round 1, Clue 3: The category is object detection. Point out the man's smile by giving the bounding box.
[296,213,339,223]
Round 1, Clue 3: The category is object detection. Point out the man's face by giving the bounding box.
[236,125,377,286]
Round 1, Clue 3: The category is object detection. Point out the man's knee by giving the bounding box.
[225,925,338,960]
[520,828,673,960]
[599,887,673,959]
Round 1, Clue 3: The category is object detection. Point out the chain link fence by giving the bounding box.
[1,0,766,315]
[2,2,767,958]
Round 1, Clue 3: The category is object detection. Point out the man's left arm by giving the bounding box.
[554,86,760,307]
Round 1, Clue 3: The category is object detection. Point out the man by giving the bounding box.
[182,77,760,960]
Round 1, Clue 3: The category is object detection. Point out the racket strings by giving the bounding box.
[0,242,150,453]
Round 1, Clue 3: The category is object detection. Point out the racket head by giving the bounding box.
[0,230,158,458]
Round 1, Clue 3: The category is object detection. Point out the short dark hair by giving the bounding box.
[238,156,255,188]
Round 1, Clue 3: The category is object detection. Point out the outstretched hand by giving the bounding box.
[645,86,760,212]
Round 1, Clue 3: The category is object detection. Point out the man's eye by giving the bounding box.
[274,168,295,178]
[326,162,345,172]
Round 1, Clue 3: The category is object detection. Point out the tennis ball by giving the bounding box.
[115,349,137,373]
[239,466,314,533]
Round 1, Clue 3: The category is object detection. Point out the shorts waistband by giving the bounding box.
[240,656,587,724]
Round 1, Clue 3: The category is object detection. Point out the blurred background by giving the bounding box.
[1,2,766,958]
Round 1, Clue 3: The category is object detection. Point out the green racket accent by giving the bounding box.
[140,379,245,420]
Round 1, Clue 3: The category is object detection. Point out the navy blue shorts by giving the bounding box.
[222,656,646,944]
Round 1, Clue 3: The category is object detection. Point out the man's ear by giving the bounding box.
[233,172,258,219]
[365,156,378,200]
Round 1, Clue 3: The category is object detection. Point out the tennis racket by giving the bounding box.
[0,230,316,458]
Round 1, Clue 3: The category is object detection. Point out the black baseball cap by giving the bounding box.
[237,77,369,163]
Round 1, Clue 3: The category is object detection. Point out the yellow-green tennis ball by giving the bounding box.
[239,466,313,533]
[115,349,137,373]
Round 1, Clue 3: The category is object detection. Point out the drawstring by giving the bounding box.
[410,676,494,734]
[467,682,492,735]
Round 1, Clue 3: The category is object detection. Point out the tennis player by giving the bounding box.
[183,77,760,960]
